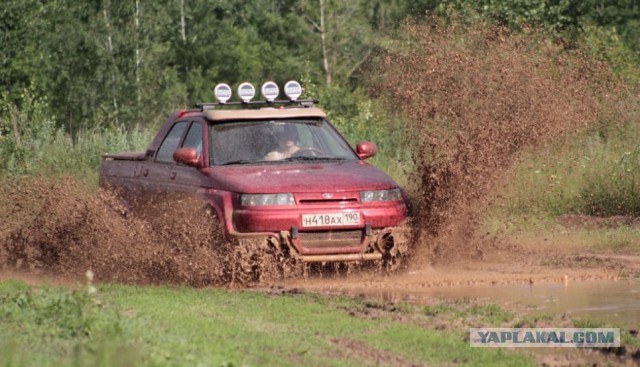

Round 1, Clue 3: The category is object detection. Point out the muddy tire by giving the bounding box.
[381,229,411,273]
[226,237,303,286]
[204,206,225,244]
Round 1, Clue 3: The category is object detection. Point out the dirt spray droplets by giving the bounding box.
[373,20,635,261]
[0,177,290,287]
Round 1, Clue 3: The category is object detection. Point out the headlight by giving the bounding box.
[240,193,295,206]
[360,188,402,202]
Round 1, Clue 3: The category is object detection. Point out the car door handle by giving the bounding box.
[142,168,148,177]
[170,172,177,180]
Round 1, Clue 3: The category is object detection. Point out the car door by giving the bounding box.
[168,121,206,194]
[139,120,189,194]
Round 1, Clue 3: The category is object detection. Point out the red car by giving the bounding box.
[100,82,410,268]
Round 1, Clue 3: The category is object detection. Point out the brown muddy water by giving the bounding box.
[343,279,640,325]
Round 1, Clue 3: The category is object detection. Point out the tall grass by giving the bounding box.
[494,121,640,219]
[1,126,152,184]
[0,89,154,184]
[39,127,152,182]
[0,276,133,367]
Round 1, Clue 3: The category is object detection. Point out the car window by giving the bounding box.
[182,122,203,159]
[156,121,188,163]
[209,119,358,165]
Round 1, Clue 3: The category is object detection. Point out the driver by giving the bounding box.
[264,125,300,160]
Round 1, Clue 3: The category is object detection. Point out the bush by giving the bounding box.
[0,88,55,176]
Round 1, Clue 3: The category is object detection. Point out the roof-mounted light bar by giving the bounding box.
[214,83,232,104]
[237,82,256,103]
[284,81,302,101]
[261,81,279,102]
[202,80,316,110]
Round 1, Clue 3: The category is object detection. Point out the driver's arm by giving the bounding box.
[264,151,284,161]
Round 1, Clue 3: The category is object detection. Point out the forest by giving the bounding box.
[1,0,639,181]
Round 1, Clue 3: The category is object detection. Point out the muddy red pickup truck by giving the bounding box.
[99,81,410,268]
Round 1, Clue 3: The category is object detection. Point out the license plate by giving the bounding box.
[301,212,361,228]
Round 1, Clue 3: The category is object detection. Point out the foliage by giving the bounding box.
[0,0,410,133]
[437,0,640,85]
[579,142,640,216]
[579,23,640,84]
[440,0,640,46]
[2,0,639,129]
[0,88,55,176]
[0,279,134,367]
[328,91,411,185]
[0,89,152,182]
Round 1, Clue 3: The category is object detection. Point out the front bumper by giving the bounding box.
[232,201,407,233]
[228,223,411,263]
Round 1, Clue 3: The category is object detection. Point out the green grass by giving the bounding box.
[491,122,640,220]
[480,122,640,255]
[481,211,640,256]
[0,281,532,367]
[468,304,514,325]
[579,227,640,252]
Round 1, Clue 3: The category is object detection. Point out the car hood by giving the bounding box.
[201,160,398,193]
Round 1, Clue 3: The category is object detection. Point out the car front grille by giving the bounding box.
[298,230,363,249]
[298,198,358,205]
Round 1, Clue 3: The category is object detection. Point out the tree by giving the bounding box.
[299,0,377,86]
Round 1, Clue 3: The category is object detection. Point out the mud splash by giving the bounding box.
[372,19,636,262]
[0,178,401,287]
[0,177,291,287]
[1,20,638,289]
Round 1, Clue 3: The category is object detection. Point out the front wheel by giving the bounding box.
[226,237,303,285]
[380,229,411,273]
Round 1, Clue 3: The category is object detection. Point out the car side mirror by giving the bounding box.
[356,141,378,160]
[174,147,202,168]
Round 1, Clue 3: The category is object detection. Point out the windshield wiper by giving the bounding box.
[220,157,349,165]
[219,159,268,165]
[282,156,347,162]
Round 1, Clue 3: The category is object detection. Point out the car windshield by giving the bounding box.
[209,118,358,165]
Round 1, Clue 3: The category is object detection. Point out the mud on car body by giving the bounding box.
[99,81,410,268]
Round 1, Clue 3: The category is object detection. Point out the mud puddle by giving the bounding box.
[334,278,640,325]
[283,256,638,325]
